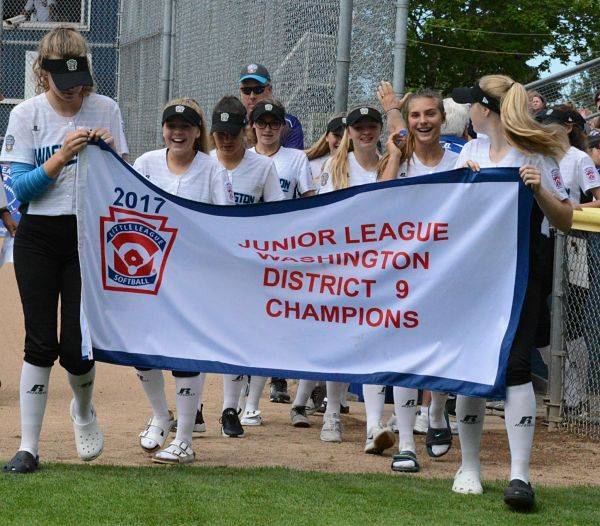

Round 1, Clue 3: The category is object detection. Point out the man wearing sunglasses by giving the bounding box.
[239,63,305,150]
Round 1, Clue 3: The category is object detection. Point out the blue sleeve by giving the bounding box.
[10,162,54,203]
[282,114,304,150]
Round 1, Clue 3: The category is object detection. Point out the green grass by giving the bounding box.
[0,463,597,525]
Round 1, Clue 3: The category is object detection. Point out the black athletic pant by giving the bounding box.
[13,214,93,376]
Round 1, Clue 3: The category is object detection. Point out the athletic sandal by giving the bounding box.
[365,424,396,454]
[452,468,483,494]
[3,451,40,474]
[425,425,452,458]
[152,439,195,465]
[240,409,262,426]
[70,400,104,462]
[391,451,420,473]
[139,413,174,453]
[504,479,535,511]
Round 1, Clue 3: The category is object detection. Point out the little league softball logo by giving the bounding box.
[100,207,177,294]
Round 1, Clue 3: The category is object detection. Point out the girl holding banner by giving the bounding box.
[451,75,572,511]
[379,89,459,472]
[0,28,128,474]
[133,98,232,464]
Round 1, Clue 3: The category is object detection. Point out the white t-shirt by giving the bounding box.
[133,148,233,205]
[309,154,330,189]
[25,0,55,22]
[558,146,600,205]
[455,138,569,202]
[210,148,284,204]
[397,149,458,178]
[0,92,129,216]
[249,146,314,199]
[318,152,378,194]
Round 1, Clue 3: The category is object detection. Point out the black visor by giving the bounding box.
[327,116,346,134]
[41,57,93,91]
[162,104,202,127]
[536,108,586,131]
[251,101,285,124]
[452,83,501,114]
[211,111,247,135]
[345,107,383,126]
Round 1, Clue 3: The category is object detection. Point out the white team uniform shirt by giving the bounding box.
[309,154,330,189]
[209,149,284,204]
[558,146,600,205]
[25,0,55,22]
[133,148,233,205]
[318,152,378,194]
[0,92,128,216]
[455,138,569,202]
[249,146,315,199]
[397,149,458,178]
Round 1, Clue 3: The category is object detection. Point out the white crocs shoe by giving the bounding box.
[452,468,483,495]
[139,413,173,453]
[70,399,104,462]
[240,409,263,426]
[152,439,195,465]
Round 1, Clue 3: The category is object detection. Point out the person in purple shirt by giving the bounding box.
[239,63,304,150]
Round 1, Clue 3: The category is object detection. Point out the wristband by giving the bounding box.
[386,108,402,114]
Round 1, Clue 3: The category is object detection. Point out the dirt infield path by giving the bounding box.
[1,264,599,485]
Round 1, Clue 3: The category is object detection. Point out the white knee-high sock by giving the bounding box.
[196,373,206,408]
[393,386,418,452]
[245,376,268,413]
[175,375,202,445]
[456,395,486,473]
[504,382,536,483]
[293,379,316,407]
[341,383,350,405]
[68,366,96,425]
[19,362,51,457]
[363,384,386,432]
[325,381,344,416]
[136,369,170,421]
[222,374,244,411]
[429,392,448,428]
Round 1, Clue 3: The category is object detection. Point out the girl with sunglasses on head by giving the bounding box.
[0,27,128,474]
[239,99,316,427]
[450,75,572,511]
[208,95,284,438]
[378,89,459,473]
[133,98,233,465]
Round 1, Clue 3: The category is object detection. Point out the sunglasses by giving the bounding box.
[240,86,267,95]
[255,120,283,130]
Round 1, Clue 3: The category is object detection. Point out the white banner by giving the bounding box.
[76,142,532,398]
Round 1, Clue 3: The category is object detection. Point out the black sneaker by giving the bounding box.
[269,378,291,403]
[340,402,350,414]
[504,479,535,511]
[3,451,39,474]
[221,408,244,437]
[310,384,326,413]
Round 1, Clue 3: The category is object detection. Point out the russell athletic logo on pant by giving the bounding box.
[100,207,177,295]
[27,384,46,394]
[515,416,534,427]
[461,415,479,424]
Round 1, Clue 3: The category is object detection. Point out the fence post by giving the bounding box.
[158,0,173,144]
[334,0,353,113]
[392,0,409,95]
[547,231,566,430]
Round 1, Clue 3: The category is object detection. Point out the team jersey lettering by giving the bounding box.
[235,192,255,204]
[35,145,76,167]
[279,178,291,193]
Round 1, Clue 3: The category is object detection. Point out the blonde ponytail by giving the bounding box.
[305,132,330,161]
[330,128,352,190]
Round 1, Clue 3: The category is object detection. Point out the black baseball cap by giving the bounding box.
[239,64,271,86]
[536,107,586,131]
[41,57,93,91]
[162,103,202,127]
[452,82,501,114]
[327,116,346,133]
[211,110,247,135]
[345,106,383,126]
[250,101,285,124]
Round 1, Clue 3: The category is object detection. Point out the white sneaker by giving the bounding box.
[320,413,342,442]
[70,400,104,462]
[452,468,483,494]
[152,439,195,465]
[240,409,262,426]
[413,411,429,435]
[365,423,396,454]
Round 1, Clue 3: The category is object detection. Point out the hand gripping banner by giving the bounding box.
[76,142,533,399]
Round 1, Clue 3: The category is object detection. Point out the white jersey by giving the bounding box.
[558,146,600,205]
[249,146,315,199]
[397,149,458,178]
[25,0,55,22]
[309,154,330,189]
[133,148,233,205]
[319,152,378,194]
[455,138,569,202]
[0,92,128,216]
[210,148,284,204]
